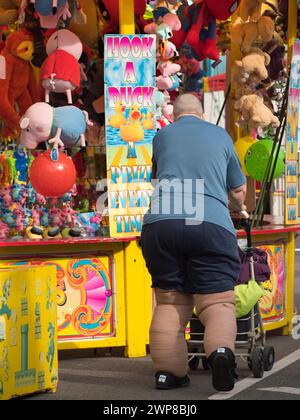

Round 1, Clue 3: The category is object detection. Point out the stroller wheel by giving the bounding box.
[263,346,275,372]
[188,356,200,371]
[251,347,265,378]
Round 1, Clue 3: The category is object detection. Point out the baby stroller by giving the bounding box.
[187,213,275,379]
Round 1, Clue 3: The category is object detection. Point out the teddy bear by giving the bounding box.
[0,0,20,26]
[231,15,275,53]
[232,48,271,88]
[235,94,280,129]
[238,0,265,22]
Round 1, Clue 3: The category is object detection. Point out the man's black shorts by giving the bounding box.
[141,220,241,295]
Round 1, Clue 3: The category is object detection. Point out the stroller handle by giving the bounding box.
[239,211,253,252]
[240,210,250,220]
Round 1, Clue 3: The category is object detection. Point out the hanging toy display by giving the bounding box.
[40,29,83,104]
[172,0,242,63]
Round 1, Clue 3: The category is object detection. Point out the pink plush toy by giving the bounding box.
[41,29,83,104]
[158,41,179,62]
[36,193,47,206]
[14,206,25,233]
[49,207,63,227]
[163,103,174,124]
[61,203,77,227]
[156,61,181,90]
[145,13,181,41]
[0,186,13,207]
[0,220,9,240]
[31,208,41,226]
[20,102,92,150]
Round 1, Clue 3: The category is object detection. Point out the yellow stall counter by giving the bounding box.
[0,266,58,400]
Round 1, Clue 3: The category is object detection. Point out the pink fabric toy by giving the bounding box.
[0,186,13,207]
[14,206,25,233]
[61,203,77,227]
[156,61,181,90]
[0,220,9,239]
[49,206,63,227]
[144,13,181,41]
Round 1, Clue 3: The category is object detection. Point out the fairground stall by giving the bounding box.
[0,1,299,383]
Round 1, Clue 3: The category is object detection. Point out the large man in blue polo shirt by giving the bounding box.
[141,94,247,392]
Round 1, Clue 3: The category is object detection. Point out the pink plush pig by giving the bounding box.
[41,29,83,104]
[156,61,181,90]
[20,102,92,150]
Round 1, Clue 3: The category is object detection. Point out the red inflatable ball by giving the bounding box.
[29,150,76,198]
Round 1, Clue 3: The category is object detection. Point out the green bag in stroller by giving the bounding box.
[235,279,266,319]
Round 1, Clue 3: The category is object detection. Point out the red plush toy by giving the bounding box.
[0,30,39,138]
[98,0,147,33]
[173,0,241,62]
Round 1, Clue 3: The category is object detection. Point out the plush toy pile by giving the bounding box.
[0,148,106,240]
[230,0,289,133]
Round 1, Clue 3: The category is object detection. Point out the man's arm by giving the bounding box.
[227,139,247,212]
[229,184,247,212]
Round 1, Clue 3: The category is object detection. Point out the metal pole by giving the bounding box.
[216,84,231,126]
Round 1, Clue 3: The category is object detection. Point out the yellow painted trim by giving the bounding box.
[263,319,289,332]
[124,241,149,357]
[58,338,126,351]
[119,0,135,35]
[282,232,296,335]
[288,0,298,64]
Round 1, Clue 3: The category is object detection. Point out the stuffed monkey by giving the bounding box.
[0,31,39,138]
[0,0,21,26]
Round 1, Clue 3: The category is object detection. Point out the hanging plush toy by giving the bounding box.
[0,0,20,26]
[172,0,242,62]
[0,30,39,138]
[40,29,83,104]
[20,0,71,28]
[20,102,93,150]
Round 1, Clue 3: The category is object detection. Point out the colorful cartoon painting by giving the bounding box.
[2,256,115,341]
[0,266,57,400]
[104,35,156,238]
[259,245,286,322]
[285,40,300,224]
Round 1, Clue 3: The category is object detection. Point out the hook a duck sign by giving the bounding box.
[104,35,156,239]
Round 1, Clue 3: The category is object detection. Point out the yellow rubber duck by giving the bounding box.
[142,111,155,130]
[120,105,144,143]
[108,101,127,129]
[120,105,144,159]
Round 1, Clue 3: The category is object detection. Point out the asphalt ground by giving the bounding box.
[23,246,300,401]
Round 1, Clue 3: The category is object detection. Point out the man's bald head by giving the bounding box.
[173,94,204,120]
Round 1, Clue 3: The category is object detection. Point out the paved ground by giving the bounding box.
[24,249,300,401]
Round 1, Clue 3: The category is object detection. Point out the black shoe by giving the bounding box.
[155,372,190,390]
[208,348,237,392]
